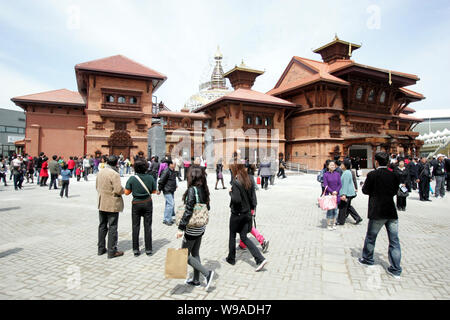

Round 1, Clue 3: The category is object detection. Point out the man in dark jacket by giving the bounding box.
[445,157,450,192]
[48,155,60,190]
[418,157,432,201]
[407,158,419,190]
[358,152,402,279]
[432,154,446,198]
[158,160,177,225]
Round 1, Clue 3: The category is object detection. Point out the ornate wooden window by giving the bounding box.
[109,131,132,147]
[380,91,386,104]
[243,112,274,129]
[329,115,341,138]
[217,117,225,128]
[356,87,364,100]
[101,89,142,111]
[130,97,138,104]
[368,89,375,102]
[115,121,127,131]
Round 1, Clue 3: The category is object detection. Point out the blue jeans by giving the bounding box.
[326,208,338,219]
[163,193,175,223]
[362,219,402,276]
[119,166,124,177]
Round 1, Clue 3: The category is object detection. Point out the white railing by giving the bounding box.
[285,162,308,173]
[427,137,450,159]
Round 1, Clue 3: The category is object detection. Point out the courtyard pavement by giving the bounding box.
[0,170,449,300]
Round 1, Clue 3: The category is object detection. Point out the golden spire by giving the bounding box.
[348,42,352,57]
[334,33,339,40]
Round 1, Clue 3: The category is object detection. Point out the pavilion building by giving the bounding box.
[267,36,425,169]
[12,55,166,160]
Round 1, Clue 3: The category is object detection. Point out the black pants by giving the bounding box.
[446,174,450,191]
[175,170,182,181]
[98,211,119,256]
[277,168,286,178]
[40,176,48,186]
[182,236,209,282]
[261,176,269,189]
[83,169,89,181]
[60,180,69,197]
[184,167,189,180]
[419,178,430,200]
[131,200,153,252]
[0,173,6,186]
[49,173,58,189]
[337,196,361,224]
[396,196,407,209]
[227,213,264,265]
[13,173,23,190]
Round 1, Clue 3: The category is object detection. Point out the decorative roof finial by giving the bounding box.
[240,59,246,67]
[215,45,223,59]
[334,33,339,40]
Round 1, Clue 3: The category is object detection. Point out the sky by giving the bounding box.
[1,0,449,113]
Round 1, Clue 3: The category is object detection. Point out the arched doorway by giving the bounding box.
[109,131,132,159]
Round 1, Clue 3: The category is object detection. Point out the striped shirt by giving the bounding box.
[185,225,206,237]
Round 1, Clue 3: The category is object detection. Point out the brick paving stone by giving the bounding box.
[0,172,448,299]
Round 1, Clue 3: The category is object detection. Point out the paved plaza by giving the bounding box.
[0,171,449,300]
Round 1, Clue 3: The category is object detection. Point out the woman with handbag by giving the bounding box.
[225,163,268,271]
[394,159,410,211]
[215,159,226,190]
[323,161,342,230]
[176,166,214,290]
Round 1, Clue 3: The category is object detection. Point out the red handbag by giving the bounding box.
[256,176,261,185]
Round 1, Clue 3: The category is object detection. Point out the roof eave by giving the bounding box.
[11,98,86,108]
[270,78,350,97]
[195,96,295,113]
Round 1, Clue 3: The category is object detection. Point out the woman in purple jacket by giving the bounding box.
[323,161,342,230]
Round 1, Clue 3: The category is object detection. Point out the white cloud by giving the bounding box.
[0,62,53,111]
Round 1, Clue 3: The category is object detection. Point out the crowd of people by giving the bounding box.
[2,148,449,285]
[93,151,273,290]
[317,151,450,279]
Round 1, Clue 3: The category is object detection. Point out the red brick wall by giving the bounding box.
[25,105,85,159]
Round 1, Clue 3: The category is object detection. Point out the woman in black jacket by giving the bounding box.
[225,163,267,271]
[176,166,215,290]
[394,159,410,211]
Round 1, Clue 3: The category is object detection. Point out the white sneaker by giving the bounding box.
[332,225,337,230]
[327,226,333,231]
[255,259,268,272]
